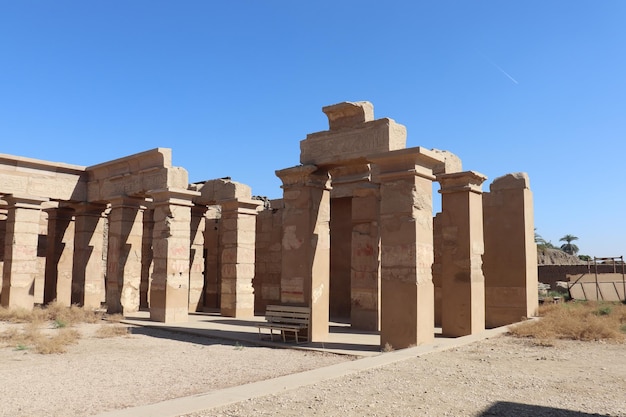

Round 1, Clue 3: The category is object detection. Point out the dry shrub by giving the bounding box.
[45,301,103,326]
[105,313,124,323]
[34,329,81,354]
[95,325,129,338]
[509,301,626,343]
[0,307,36,323]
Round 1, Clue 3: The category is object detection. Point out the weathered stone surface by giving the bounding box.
[149,188,199,323]
[1,195,48,309]
[322,101,375,131]
[483,172,538,327]
[106,196,146,314]
[301,118,407,167]
[437,171,487,337]
[276,165,331,342]
[489,172,530,191]
[369,150,440,348]
[87,148,189,202]
[0,154,86,201]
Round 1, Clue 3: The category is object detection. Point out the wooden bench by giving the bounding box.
[256,305,311,344]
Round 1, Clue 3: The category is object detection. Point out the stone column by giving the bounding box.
[219,199,261,318]
[106,196,146,314]
[483,173,538,327]
[276,165,331,342]
[1,194,48,309]
[72,203,107,309]
[203,205,221,310]
[140,207,154,309]
[189,205,207,312]
[149,188,198,323]
[437,171,487,337]
[369,148,444,349]
[0,207,6,300]
[351,184,381,331]
[44,206,75,306]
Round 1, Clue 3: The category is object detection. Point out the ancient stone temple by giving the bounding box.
[0,101,538,348]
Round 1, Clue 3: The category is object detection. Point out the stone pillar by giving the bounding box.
[0,207,6,300]
[203,206,221,310]
[72,203,107,309]
[370,148,444,349]
[483,173,538,327]
[276,165,331,342]
[437,171,487,337]
[44,206,75,306]
[432,212,443,327]
[140,207,154,309]
[351,185,381,331]
[189,205,207,312]
[106,196,146,314]
[1,194,48,309]
[219,199,261,318]
[149,188,198,323]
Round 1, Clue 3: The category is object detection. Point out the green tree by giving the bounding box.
[535,229,556,249]
[559,234,579,255]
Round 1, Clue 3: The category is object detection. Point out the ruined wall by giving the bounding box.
[538,264,621,289]
[253,199,283,314]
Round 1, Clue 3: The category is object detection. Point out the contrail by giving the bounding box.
[491,61,519,84]
[480,53,519,85]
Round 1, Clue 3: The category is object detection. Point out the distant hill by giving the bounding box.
[537,248,586,265]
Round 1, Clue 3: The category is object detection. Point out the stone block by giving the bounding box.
[301,118,407,167]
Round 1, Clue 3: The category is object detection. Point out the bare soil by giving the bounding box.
[1,322,625,417]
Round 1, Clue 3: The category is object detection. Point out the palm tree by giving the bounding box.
[559,234,579,255]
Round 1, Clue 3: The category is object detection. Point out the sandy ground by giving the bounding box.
[1,321,625,417]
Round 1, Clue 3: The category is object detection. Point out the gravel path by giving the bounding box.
[0,323,352,417]
[195,337,626,417]
[1,322,625,417]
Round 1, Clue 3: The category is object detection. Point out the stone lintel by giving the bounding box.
[430,149,463,175]
[437,171,487,194]
[300,118,407,167]
[69,202,108,216]
[329,164,372,185]
[329,164,375,199]
[276,165,330,190]
[322,101,375,131]
[219,198,263,215]
[149,188,199,207]
[490,172,530,191]
[190,178,253,206]
[3,194,49,209]
[369,147,445,182]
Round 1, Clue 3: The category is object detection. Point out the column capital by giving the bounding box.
[219,198,263,215]
[275,165,330,190]
[3,194,49,209]
[437,171,487,195]
[108,195,148,209]
[368,147,445,182]
[149,188,199,207]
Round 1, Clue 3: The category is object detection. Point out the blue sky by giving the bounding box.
[1,1,625,258]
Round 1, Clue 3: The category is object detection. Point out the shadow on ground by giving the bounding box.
[480,401,609,416]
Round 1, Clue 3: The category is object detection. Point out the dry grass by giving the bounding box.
[0,301,103,325]
[0,302,125,354]
[95,325,129,338]
[509,301,626,344]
